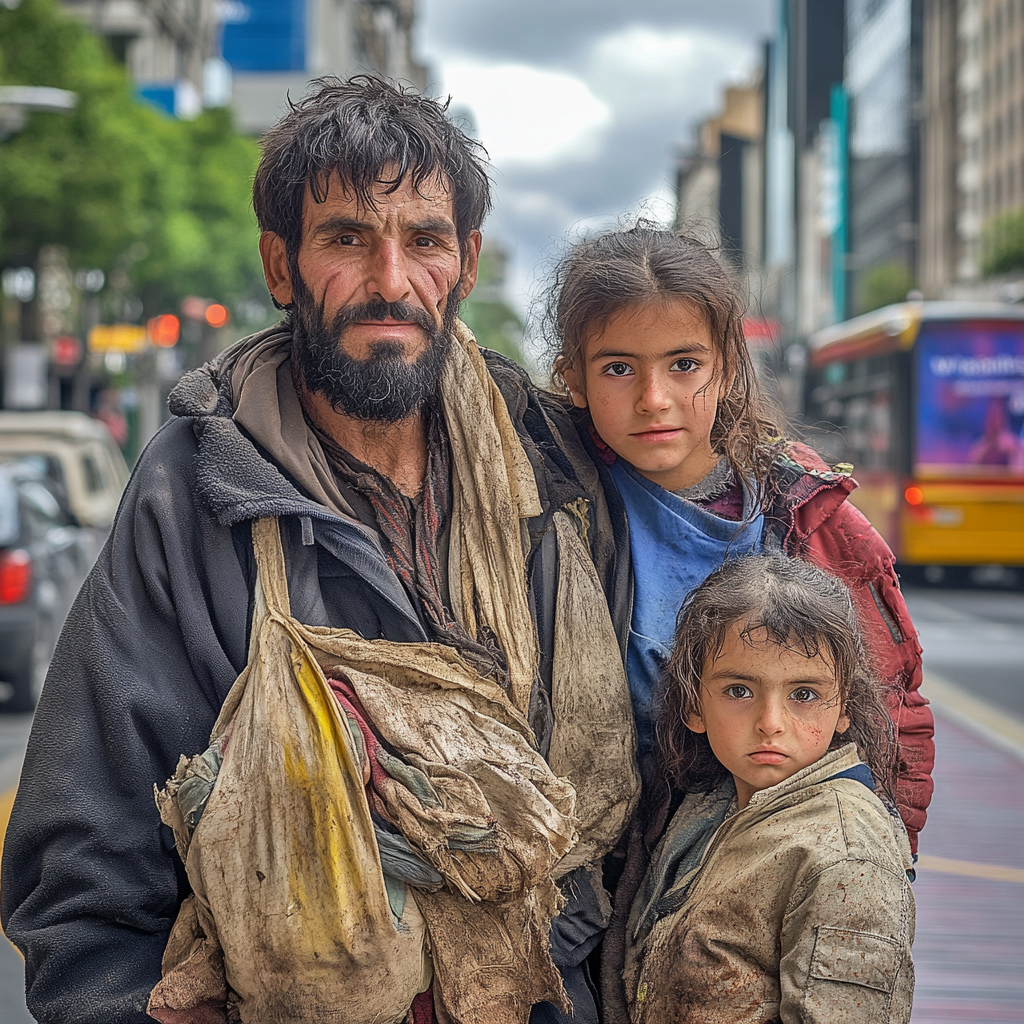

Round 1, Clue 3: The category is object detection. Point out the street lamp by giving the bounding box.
[0,86,77,140]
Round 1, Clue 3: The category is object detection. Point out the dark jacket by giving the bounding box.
[569,411,934,852]
[0,345,605,1024]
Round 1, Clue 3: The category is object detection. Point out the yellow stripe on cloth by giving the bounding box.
[917,853,1024,884]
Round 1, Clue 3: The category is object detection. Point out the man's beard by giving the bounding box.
[290,271,458,423]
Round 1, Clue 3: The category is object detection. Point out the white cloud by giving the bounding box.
[585,24,758,120]
[440,61,612,167]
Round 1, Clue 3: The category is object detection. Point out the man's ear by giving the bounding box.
[559,362,588,409]
[458,231,483,300]
[685,710,707,734]
[259,232,294,307]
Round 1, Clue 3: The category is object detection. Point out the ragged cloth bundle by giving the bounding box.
[148,323,639,1024]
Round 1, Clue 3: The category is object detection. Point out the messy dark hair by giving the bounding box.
[547,222,783,503]
[253,75,492,261]
[656,554,900,803]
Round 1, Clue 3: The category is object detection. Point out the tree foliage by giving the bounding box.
[857,262,915,314]
[981,208,1024,278]
[0,0,265,320]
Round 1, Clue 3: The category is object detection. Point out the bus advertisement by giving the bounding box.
[806,302,1024,586]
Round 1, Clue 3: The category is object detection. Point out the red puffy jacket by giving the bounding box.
[779,444,934,853]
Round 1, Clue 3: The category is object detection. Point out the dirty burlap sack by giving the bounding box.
[149,517,579,1024]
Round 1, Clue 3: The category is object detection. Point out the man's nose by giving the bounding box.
[635,371,671,414]
[366,240,412,304]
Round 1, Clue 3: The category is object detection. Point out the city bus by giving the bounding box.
[805,302,1024,587]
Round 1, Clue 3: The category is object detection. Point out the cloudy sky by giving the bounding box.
[416,0,775,335]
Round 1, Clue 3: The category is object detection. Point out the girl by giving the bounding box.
[549,223,933,852]
[622,554,915,1024]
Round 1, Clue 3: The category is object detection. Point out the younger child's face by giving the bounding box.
[562,297,723,491]
[687,623,850,809]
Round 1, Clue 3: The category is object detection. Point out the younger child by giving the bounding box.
[549,223,933,851]
[622,555,915,1024]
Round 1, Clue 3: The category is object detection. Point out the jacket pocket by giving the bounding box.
[803,925,901,1021]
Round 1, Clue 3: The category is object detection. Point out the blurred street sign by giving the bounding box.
[4,345,47,409]
[88,324,147,353]
[52,335,82,367]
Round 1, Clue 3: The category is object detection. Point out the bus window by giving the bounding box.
[807,355,894,471]
[915,324,1024,477]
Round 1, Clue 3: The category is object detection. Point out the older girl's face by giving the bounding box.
[562,297,724,491]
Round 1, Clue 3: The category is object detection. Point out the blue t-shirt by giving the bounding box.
[609,461,764,760]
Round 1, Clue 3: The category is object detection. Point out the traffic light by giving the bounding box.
[148,314,180,347]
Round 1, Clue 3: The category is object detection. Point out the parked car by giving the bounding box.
[0,461,94,711]
[0,411,129,567]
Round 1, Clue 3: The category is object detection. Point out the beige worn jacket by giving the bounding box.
[625,745,915,1024]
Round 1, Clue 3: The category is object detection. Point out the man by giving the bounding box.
[1,77,637,1024]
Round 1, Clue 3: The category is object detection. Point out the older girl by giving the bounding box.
[548,223,932,852]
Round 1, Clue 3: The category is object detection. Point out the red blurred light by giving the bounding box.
[904,486,924,506]
[52,335,82,366]
[149,314,180,347]
[204,303,229,328]
[0,549,32,604]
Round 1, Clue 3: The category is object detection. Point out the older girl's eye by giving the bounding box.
[789,687,820,704]
[671,358,699,373]
[602,362,633,377]
[724,684,753,700]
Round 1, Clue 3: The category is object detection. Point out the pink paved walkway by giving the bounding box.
[911,713,1024,1022]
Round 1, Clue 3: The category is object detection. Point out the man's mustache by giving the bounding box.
[329,300,438,337]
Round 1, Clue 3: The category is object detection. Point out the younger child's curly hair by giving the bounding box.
[656,554,900,803]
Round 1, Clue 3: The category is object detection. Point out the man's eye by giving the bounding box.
[671,358,698,372]
[602,362,633,377]
[790,688,819,703]
[337,234,358,246]
[413,236,437,247]
[724,685,753,700]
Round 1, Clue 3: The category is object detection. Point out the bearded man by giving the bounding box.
[1,78,637,1024]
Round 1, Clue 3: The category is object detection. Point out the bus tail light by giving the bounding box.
[0,549,32,604]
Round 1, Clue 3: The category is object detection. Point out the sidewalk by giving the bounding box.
[911,681,1024,1023]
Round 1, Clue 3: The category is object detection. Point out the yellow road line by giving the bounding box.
[0,784,22,957]
[917,853,1024,884]
[0,785,15,865]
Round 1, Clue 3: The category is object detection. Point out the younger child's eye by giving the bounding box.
[789,687,820,704]
[670,358,699,373]
[724,684,753,700]
[602,362,633,377]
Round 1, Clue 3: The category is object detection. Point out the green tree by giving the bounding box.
[981,208,1024,278]
[857,262,915,314]
[0,0,263,322]
[459,244,526,365]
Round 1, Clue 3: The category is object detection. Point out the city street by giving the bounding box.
[0,586,1020,1021]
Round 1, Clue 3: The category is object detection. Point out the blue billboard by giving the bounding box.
[222,0,306,73]
[916,323,1024,476]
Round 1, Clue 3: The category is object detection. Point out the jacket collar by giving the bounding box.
[167,326,362,528]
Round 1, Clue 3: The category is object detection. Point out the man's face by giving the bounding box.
[259,168,480,421]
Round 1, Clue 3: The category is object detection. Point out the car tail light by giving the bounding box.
[0,549,32,604]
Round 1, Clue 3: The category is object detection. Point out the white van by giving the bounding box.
[0,411,129,530]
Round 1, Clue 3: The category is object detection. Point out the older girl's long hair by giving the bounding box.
[656,555,900,803]
[546,221,784,503]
